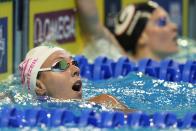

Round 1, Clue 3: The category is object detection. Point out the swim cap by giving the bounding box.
[114,1,158,54]
[19,45,66,93]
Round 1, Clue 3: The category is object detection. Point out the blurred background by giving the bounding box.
[0,0,195,80]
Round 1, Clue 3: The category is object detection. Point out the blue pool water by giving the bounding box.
[83,72,195,116]
[170,37,196,62]
[0,72,195,130]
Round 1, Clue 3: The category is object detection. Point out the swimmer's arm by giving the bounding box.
[88,94,135,113]
[75,0,99,40]
[75,0,126,55]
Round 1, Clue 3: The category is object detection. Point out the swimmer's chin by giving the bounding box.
[73,88,82,99]
[76,91,82,99]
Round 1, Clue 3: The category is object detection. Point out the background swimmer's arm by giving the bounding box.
[75,0,98,41]
[75,0,126,55]
[88,94,135,113]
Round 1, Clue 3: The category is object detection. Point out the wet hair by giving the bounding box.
[114,1,158,55]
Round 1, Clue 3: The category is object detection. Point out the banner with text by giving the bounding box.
[0,2,13,81]
[29,0,83,54]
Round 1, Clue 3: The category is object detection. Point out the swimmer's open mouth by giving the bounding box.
[72,80,82,92]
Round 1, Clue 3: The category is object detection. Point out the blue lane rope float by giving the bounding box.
[182,60,196,83]
[25,108,41,127]
[127,111,150,127]
[114,57,136,77]
[178,113,196,128]
[93,56,114,81]
[0,106,195,128]
[159,59,181,82]
[74,55,93,80]
[74,55,196,84]
[138,58,159,78]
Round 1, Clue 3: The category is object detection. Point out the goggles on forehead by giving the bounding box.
[38,59,78,72]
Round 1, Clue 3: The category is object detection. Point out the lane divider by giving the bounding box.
[0,106,195,128]
[74,55,196,84]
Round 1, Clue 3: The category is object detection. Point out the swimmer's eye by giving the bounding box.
[155,17,170,27]
[52,59,69,71]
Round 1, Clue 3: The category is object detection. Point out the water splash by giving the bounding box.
[82,72,196,116]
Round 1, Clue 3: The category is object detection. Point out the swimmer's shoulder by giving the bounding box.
[88,94,136,113]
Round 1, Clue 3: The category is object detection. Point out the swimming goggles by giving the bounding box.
[155,17,170,27]
[39,59,78,72]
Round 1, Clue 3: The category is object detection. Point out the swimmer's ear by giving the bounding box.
[35,79,47,96]
[138,32,148,47]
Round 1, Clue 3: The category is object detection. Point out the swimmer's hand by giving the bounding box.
[88,94,135,113]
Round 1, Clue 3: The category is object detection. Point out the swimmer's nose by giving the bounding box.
[70,64,80,77]
[169,22,177,33]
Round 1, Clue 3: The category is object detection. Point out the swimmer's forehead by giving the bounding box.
[151,7,168,20]
[50,50,73,62]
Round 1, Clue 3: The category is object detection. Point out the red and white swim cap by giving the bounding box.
[18,45,69,93]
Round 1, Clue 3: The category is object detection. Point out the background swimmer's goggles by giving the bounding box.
[38,59,78,72]
[155,16,170,27]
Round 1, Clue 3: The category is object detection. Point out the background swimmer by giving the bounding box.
[19,44,134,113]
[75,0,126,61]
[114,1,178,61]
